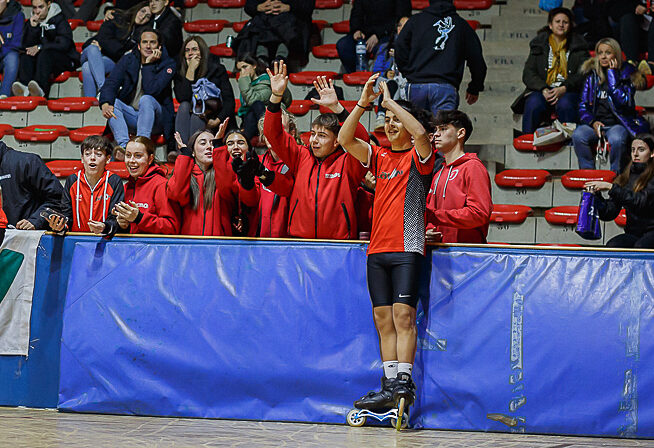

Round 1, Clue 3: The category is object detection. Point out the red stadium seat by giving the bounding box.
[615,209,627,227]
[19,0,30,5]
[647,75,654,90]
[86,20,103,32]
[185,0,199,7]
[46,160,84,178]
[207,0,245,6]
[0,96,46,111]
[106,161,129,179]
[412,0,428,8]
[490,204,533,224]
[494,169,551,188]
[315,0,343,8]
[545,206,578,225]
[332,20,350,34]
[75,42,84,53]
[313,20,329,31]
[312,44,338,59]
[319,100,359,114]
[467,20,481,30]
[372,130,390,148]
[343,71,373,86]
[454,0,493,9]
[15,125,69,143]
[289,71,339,85]
[184,19,228,33]
[561,169,616,189]
[52,71,79,83]
[69,126,107,143]
[48,97,99,113]
[0,124,14,136]
[513,133,563,152]
[232,20,247,32]
[210,44,234,57]
[67,19,84,30]
[636,105,645,116]
[287,100,313,116]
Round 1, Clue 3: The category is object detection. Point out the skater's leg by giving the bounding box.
[393,303,417,364]
[390,253,421,365]
[367,253,399,362]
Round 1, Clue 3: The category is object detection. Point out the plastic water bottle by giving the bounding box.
[355,39,367,72]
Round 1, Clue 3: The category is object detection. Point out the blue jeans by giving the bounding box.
[110,96,163,147]
[81,45,115,97]
[522,91,579,134]
[572,124,630,173]
[0,51,19,97]
[407,82,459,115]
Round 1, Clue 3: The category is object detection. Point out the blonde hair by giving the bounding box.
[257,109,301,144]
[591,38,623,84]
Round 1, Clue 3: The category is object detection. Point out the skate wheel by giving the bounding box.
[390,411,409,430]
[395,397,406,431]
[346,409,366,427]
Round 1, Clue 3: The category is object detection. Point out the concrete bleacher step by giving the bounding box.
[492,182,554,208]
[487,217,537,244]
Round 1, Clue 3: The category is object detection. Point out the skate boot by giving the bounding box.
[392,372,416,407]
[353,376,397,410]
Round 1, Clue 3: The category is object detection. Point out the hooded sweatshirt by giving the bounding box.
[0,0,23,58]
[426,152,492,243]
[22,2,78,65]
[123,164,181,234]
[394,0,487,94]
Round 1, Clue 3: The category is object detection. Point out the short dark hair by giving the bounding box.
[389,100,434,133]
[139,27,161,45]
[311,113,340,136]
[236,53,268,77]
[433,110,473,143]
[547,7,574,27]
[80,135,113,156]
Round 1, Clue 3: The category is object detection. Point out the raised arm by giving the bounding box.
[338,73,381,164]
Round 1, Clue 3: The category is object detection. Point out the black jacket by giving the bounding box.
[174,53,236,123]
[349,0,411,40]
[597,163,654,236]
[153,7,183,61]
[395,0,486,94]
[99,48,177,144]
[83,17,150,62]
[22,2,79,66]
[0,141,63,229]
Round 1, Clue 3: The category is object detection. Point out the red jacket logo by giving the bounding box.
[448,169,459,181]
[135,203,150,209]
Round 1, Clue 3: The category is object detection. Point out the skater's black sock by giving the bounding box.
[398,363,412,376]
[383,361,398,379]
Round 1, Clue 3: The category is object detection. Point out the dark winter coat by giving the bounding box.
[22,2,79,67]
[349,0,412,40]
[83,17,150,62]
[152,6,183,60]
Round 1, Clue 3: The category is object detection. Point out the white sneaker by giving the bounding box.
[11,81,28,97]
[27,80,44,97]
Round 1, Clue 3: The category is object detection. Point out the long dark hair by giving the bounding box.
[235,53,268,77]
[114,1,150,41]
[179,35,210,80]
[614,134,654,192]
[188,129,216,211]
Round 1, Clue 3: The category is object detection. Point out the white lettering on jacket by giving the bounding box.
[325,173,341,179]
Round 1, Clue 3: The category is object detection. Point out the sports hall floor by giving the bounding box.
[2,408,654,447]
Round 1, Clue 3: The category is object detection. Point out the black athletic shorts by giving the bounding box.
[366,252,422,308]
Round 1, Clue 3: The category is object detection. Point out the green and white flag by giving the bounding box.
[0,229,45,356]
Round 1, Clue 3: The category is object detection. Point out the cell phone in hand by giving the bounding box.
[39,208,68,224]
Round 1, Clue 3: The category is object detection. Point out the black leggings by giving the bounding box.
[606,231,654,249]
[366,252,422,308]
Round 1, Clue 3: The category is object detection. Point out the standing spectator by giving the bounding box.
[235,0,315,66]
[572,38,650,173]
[585,134,654,248]
[113,136,180,234]
[174,36,235,146]
[0,139,63,230]
[13,0,78,97]
[0,0,23,99]
[100,28,176,161]
[513,7,589,134]
[236,53,291,141]
[395,0,486,113]
[46,136,124,235]
[337,0,411,73]
[608,0,654,72]
[81,2,152,98]
[426,110,492,244]
[149,0,182,61]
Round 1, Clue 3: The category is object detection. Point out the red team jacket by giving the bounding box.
[426,153,492,243]
[124,164,181,234]
[264,108,368,239]
[258,151,293,238]
[60,170,124,232]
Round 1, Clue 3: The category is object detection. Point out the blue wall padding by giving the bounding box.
[49,238,654,437]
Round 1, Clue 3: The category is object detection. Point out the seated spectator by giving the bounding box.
[263,62,369,240]
[513,7,588,134]
[0,139,63,230]
[0,0,24,99]
[55,0,103,21]
[337,0,411,73]
[236,53,291,141]
[585,134,654,248]
[100,28,176,161]
[174,36,235,147]
[12,0,79,97]
[572,38,650,173]
[81,1,152,98]
[46,136,124,235]
[395,0,486,113]
[426,110,492,244]
[235,0,314,66]
[113,136,180,233]
[149,0,182,60]
[608,0,653,73]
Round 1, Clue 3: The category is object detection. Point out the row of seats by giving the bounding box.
[490,204,625,228]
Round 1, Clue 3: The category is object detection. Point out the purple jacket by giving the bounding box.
[579,64,650,136]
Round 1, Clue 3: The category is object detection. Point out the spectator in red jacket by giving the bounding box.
[426,110,492,244]
[263,62,368,239]
[113,136,181,234]
[47,135,124,236]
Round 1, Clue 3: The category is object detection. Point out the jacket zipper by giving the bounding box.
[315,162,322,239]
[289,198,299,228]
[341,203,351,239]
